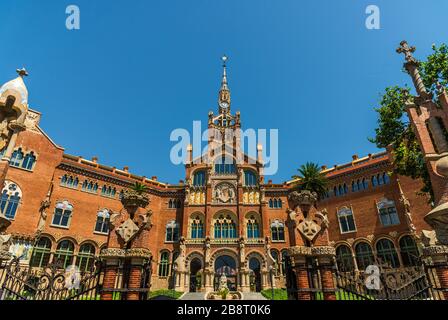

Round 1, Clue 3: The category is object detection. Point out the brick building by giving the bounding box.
[1,60,432,293]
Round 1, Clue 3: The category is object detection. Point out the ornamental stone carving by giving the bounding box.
[288,190,318,212]
[100,248,126,258]
[214,182,236,204]
[126,248,152,259]
[311,246,336,256]
[297,219,321,242]
[116,219,140,244]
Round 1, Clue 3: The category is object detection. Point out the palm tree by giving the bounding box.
[131,182,148,194]
[292,162,328,198]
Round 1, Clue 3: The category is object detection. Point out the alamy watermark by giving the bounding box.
[170,121,279,176]
[365,5,380,30]
[66,5,80,30]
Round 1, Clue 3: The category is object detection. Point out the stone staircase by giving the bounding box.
[180,291,267,300]
[180,292,206,300]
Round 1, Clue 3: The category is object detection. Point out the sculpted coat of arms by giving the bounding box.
[214,183,236,203]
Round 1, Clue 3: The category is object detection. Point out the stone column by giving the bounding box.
[423,245,448,300]
[314,246,337,301]
[99,249,124,301]
[203,269,214,292]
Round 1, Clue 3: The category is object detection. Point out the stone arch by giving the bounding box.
[185,251,204,270]
[245,250,266,270]
[79,240,100,252]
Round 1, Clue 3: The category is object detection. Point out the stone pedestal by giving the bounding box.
[423,245,448,300]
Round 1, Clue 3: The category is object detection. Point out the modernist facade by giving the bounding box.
[0,61,433,293]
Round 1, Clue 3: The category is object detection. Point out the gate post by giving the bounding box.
[126,248,152,301]
[295,256,311,300]
[314,246,337,301]
[423,245,448,300]
[100,249,125,301]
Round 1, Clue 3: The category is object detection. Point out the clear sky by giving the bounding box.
[1,0,447,184]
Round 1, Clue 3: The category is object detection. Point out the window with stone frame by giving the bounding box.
[94,209,110,234]
[61,175,79,189]
[30,237,52,268]
[76,243,96,272]
[158,251,170,277]
[190,215,204,239]
[377,198,400,226]
[213,214,237,239]
[399,235,419,267]
[246,215,260,239]
[101,185,116,198]
[168,198,182,209]
[337,206,356,233]
[336,245,354,272]
[376,238,400,268]
[51,201,73,228]
[270,219,285,242]
[269,198,282,209]
[0,180,22,220]
[55,240,75,269]
[165,220,179,242]
[354,242,374,271]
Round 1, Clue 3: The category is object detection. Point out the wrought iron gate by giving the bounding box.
[284,255,447,300]
[0,257,103,300]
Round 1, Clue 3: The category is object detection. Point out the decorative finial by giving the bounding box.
[16,68,29,78]
[396,41,417,63]
[222,55,228,67]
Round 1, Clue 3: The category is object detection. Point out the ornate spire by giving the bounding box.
[396,41,430,99]
[218,55,231,111]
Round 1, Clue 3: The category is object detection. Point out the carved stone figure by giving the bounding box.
[214,183,236,203]
[218,274,228,291]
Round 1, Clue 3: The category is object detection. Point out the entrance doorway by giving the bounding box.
[214,255,237,291]
[249,257,262,292]
[189,258,202,292]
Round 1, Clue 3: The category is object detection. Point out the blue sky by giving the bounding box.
[1,0,447,184]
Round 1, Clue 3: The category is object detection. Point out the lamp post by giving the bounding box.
[269,265,274,300]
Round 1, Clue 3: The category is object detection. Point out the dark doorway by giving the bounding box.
[249,257,262,292]
[214,255,237,291]
[189,258,202,292]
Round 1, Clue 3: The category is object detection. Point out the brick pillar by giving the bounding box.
[126,260,144,301]
[294,256,311,300]
[100,259,119,301]
[423,245,448,300]
[124,249,152,301]
[314,246,337,301]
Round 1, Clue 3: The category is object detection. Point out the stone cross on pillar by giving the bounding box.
[396,40,430,99]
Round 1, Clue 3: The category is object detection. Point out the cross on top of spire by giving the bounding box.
[396,41,417,63]
[222,55,228,67]
[16,68,29,78]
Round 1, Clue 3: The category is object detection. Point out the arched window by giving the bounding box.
[338,185,344,196]
[22,151,36,170]
[191,215,204,239]
[101,185,115,197]
[352,181,357,192]
[193,170,206,186]
[336,245,354,272]
[377,198,400,226]
[270,249,279,275]
[76,243,96,272]
[0,180,22,220]
[376,239,400,268]
[377,174,384,185]
[214,215,237,238]
[383,173,390,184]
[55,240,75,269]
[357,179,362,191]
[271,220,285,242]
[355,242,374,271]
[269,198,282,209]
[214,155,236,175]
[10,148,24,167]
[244,170,257,186]
[158,251,170,277]
[165,220,179,242]
[399,235,419,267]
[61,175,78,188]
[362,178,368,190]
[51,201,73,227]
[246,215,260,239]
[168,199,181,209]
[337,207,356,233]
[343,184,348,194]
[30,237,52,268]
[371,175,378,187]
[95,209,110,234]
[281,250,288,275]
